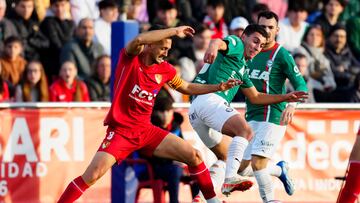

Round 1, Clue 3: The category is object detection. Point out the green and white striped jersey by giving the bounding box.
[193,35,254,103]
[245,43,308,125]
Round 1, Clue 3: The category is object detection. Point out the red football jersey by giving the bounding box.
[104,49,177,129]
[49,79,90,102]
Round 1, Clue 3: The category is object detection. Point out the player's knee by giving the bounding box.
[244,126,253,140]
[82,165,105,185]
[185,148,203,166]
[251,157,267,171]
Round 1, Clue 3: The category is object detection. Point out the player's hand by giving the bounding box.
[204,42,219,64]
[280,105,295,125]
[174,26,195,38]
[218,79,243,91]
[284,91,308,102]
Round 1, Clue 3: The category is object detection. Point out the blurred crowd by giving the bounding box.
[0,0,359,103]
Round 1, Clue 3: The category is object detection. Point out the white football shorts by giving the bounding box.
[189,93,239,148]
[243,121,287,160]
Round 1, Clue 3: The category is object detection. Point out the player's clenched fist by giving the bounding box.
[218,79,243,91]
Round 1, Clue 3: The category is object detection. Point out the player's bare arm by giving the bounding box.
[125,26,195,56]
[168,75,242,95]
[241,86,308,104]
[204,38,228,63]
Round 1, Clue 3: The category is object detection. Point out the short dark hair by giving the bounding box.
[288,0,307,12]
[323,0,346,8]
[206,0,225,8]
[257,11,279,23]
[243,24,269,39]
[252,3,269,13]
[153,96,174,111]
[4,36,23,46]
[50,0,69,5]
[328,23,346,37]
[157,0,176,11]
[97,0,117,10]
[148,24,168,31]
[293,53,306,60]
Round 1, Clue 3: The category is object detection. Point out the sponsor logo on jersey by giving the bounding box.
[155,74,162,84]
[247,69,269,81]
[102,140,111,149]
[130,84,157,104]
[266,60,273,68]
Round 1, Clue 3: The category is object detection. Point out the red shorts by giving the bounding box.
[358,128,360,136]
[97,125,169,163]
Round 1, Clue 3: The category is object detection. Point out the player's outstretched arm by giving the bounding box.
[170,77,242,95]
[241,87,308,105]
[203,38,228,64]
[125,26,195,56]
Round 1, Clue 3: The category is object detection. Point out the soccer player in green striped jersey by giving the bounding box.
[237,11,308,203]
[189,24,308,201]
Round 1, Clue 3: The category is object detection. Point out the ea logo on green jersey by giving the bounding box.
[266,60,273,68]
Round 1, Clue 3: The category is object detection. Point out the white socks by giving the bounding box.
[225,136,248,179]
[254,168,274,202]
[267,164,282,177]
[238,164,253,176]
[238,163,282,177]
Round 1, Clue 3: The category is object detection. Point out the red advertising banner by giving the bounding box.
[0,107,359,203]
[0,108,111,203]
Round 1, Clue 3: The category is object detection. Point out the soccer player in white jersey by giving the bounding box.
[189,24,308,202]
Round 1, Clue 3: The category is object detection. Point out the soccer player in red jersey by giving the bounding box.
[57,25,241,203]
[337,128,360,203]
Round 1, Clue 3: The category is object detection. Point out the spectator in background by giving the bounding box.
[8,0,49,61]
[60,18,105,80]
[294,25,336,102]
[203,0,228,39]
[152,0,193,60]
[0,36,27,89]
[40,0,75,82]
[147,96,185,203]
[34,0,50,21]
[346,12,360,60]
[325,24,360,102]
[350,73,360,102]
[229,16,249,38]
[0,0,19,53]
[287,53,315,102]
[314,0,346,37]
[94,0,118,55]
[178,23,212,82]
[277,0,309,53]
[50,61,90,101]
[0,63,9,102]
[70,0,100,25]
[249,3,269,24]
[126,0,150,32]
[15,60,49,102]
[85,55,110,101]
[258,0,288,19]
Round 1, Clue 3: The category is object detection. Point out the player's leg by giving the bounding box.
[189,111,228,193]
[248,121,292,202]
[189,94,253,197]
[153,133,220,203]
[58,152,116,203]
[337,134,360,203]
[58,129,133,203]
[221,114,253,196]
